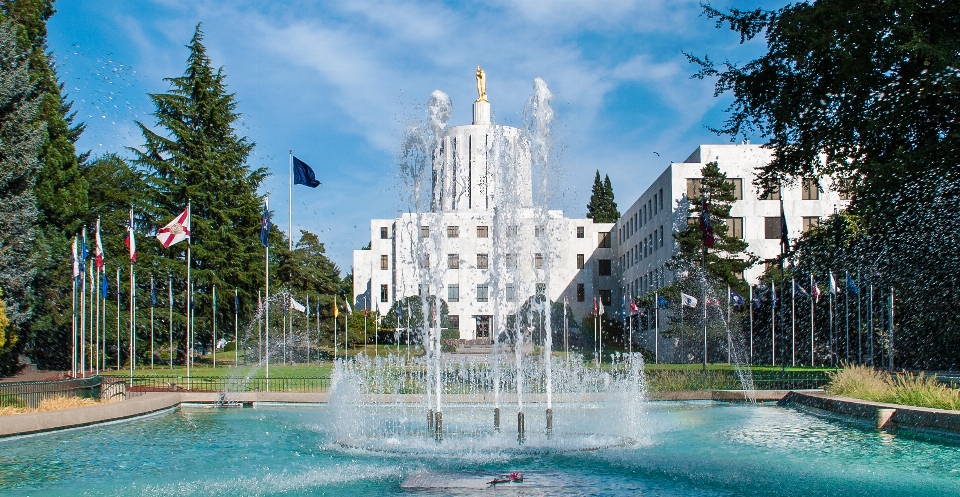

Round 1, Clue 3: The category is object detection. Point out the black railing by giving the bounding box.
[125,376,331,393]
[0,377,102,409]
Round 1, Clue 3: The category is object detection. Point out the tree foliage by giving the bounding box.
[670,162,756,293]
[586,170,620,223]
[691,0,960,368]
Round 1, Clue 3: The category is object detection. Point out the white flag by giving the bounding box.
[71,236,79,279]
[290,297,306,313]
[157,207,191,248]
[345,300,352,314]
[829,272,838,294]
[681,292,698,308]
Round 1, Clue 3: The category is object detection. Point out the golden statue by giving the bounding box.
[476,65,487,102]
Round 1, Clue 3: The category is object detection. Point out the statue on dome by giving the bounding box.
[476,66,487,102]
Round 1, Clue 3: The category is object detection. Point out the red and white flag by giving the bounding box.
[123,208,136,262]
[94,217,105,269]
[157,207,191,248]
[630,300,639,315]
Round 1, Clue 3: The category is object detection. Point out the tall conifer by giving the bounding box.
[132,24,267,362]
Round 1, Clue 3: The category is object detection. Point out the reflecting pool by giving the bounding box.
[1,402,958,496]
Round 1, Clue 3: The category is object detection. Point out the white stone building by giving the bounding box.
[353,95,615,339]
[614,144,849,301]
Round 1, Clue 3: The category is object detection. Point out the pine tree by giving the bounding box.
[0,19,43,362]
[0,1,89,373]
[670,162,756,292]
[132,24,267,362]
[586,171,620,223]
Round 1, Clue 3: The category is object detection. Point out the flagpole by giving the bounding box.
[748,285,753,365]
[72,236,77,377]
[265,195,270,388]
[116,267,120,371]
[101,267,107,371]
[888,286,895,372]
[868,281,874,367]
[333,294,338,361]
[726,285,731,364]
[151,276,155,370]
[844,271,850,362]
[88,265,93,376]
[95,265,100,375]
[791,277,796,367]
[810,274,815,366]
[186,200,192,389]
[169,275,173,369]
[771,280,776,366]
[80,227,87,378]
[829,273,834,367]
[212,284,217,368]
[654,291,659,364]
[235,288,239,367]
[129,250,135,386]
[306,294,310,364]
[857,271,862,364]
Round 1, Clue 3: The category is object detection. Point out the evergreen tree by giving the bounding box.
[277,229,342,331]
[670,162,756,292]
[586,170,620,223]
[1,0,89,372]
[0,19,42,362]
[131,24,267,362]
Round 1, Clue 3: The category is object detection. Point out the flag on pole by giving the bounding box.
[681,292,698,308]
[779,196,790,253]
[101,272,108,298]
[151,278,156,307]
[157,207,191,248]
[794,280,810,298]
[333,294,339,318]
[80,228,88,273]
[292,156,321,188]
[700,197,715,248]
[124,208,137,262]
[345,299,352,314]
[95,217,105,269]
[657,296,669,308]
[812,278,821,302]
[846,272,860,295]
[730,289,744,307]
[72,236,79,281]
[829,272,838,294]
[235,292,240,314]
[599,301,605,315]
[771,283,778,309]
[630,300,639,315]
[621,294,626,319]
[260,197,270,247]
[290,297,306,313]
[593,297,599,317]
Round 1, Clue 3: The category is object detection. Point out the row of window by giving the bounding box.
[621,226,666,270]
[401,224,612,246]
[686,177,843,202]
[574,285,611,305]
[620,188,665,244]
[625,267,665,299]
[384,252,613,273]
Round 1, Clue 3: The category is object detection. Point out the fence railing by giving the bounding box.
[125,376,331,393]
[0,377,103,409]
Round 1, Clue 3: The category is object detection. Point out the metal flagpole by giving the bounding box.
[364,301,368,356]
[791,277,796,367]
[726,285,731,364]
[316,301,320,361]
[654,291,659,364]
[212,284,217,368]
[888,286,895,372]
[375,309,379,358]
[748,285,753,365]
[88,265,93,376]
[829,273,834,367]
[857,271,862,364]
[771,280,776,366]
[257,290,262,365]
[235,288,239,367]
[72,236,77,377]
[150,276,155,369]
[81,228,87,378]
[95,264,100,375]
[845,271,850,362]
[810,274,815,366]
[129,248,135,386]
[868,282,874,367]
[186,200,192,388]
[169,275,173,369]
[306,294,310,364]
[333,294,338,360]
[116,267,120,371]
[101,267,107,371]
[264,196,270,388]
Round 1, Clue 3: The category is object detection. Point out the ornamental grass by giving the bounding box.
[825,364,960,411]
[0,395,100,416]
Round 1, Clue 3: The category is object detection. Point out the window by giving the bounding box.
[598,259,611,276]
[837,187,852,201]
[477,225,489,238]
[687,217,699,227]
[576,283,585,302]
[762,183,781,200]
[507,225,518,237]
[659,226,664,248]
[576,253,584,269]
[535,225,544,237]
[477,284,489,303]
[802,216,820,233]
[420,254,430,267]
[448,315,460,329]
[576,226,584,238]
[653,193,658,213]
[506,284,516,302]
[447,225,460,238]
[659,188,663,210]
[534,253,543,269]
[724,217,744,239]
[765,217,782,239]
[420,225,430,238]
[474,315,488,337]
[380,254,389,270]
[477,253,489,269]
[599,289,612,306]
[380,227,389,239]
[598,232,611,248]
[448,253,459,269]
[536,283,546,296]
[728,178,743,200]
[505,253,516,268]
[802,177,820,200]
[686,179,702,199]
[380,284,388,302]
[448,284,459,302]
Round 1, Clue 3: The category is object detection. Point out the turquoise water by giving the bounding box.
[1,402,959,496]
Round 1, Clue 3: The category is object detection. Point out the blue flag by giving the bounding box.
[846,272,860,295]
[151,279,156,307]
[293,156,321,188]
[101,276,108,299]
[235,293,240,313]
[80,230,88,273]
[730,289,744,307]
[656,296,669,308]
[261,198,270,247]
[794,281,809,298]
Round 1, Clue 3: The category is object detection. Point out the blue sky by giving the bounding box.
[47,0,777,273]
